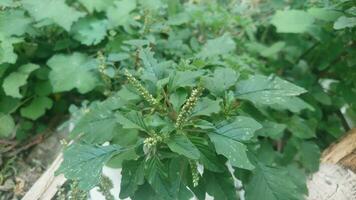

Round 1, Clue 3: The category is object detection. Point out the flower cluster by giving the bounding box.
[175,87,203,129]
[124,69,159,108]
[189,161,200,187]
[143,134,163,153]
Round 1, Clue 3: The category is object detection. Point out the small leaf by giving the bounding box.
[166,135,200,159]
[120,160,145,198]
[191,98,221,117]
[287,116,316,139]
[0,10,32,37]
[2,63,39,98]
[245,163,303,200]
[47,52,98,93]
[168,71,204,91]
[215,116,262,141]
[116,111,149,133]
[271,10,315,33]
[20,96,53,120]
[235,75,306,106]
[203,68,238,96]
[106,0,136,28]
[57,143,122,190]
[0,113,15,138]
[299,141,320,172]
[334,16,356,30]
[71,17,108,46]
[208,133,254,170]
[198,33,236,58]
[22,0,85,31]
[256,121,286,139]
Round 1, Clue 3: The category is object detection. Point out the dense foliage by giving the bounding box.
[0,0,355,199]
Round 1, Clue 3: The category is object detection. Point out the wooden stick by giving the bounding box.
[22,153,67,200]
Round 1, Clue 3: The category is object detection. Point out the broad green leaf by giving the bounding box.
[139,48,166,83]
[269,96,314,113]
[235,75,307,106]
[0,36,21,65]
[198,33,236,58]
[120,160,145,198]
[299,141,320,172]
[256,121,286,139]
[208,133,254,170]
[47,53,98,93]
[170,89,187,112]
[168,71,204,91]
[20,96,53,120]
[70,102,118,143]
[307,8,341,22]
[245,163,303,200]
[334,16,356,30]
[204,170,238,200]
[71,17,108,46]
[145,155,173,199]
[203,68,238,96]
[106,0,136,28]
[190,136,225,172]
[191,98,221,117]
[22,0,85,31]
[57,143,121,190]
[78,0,115,13]
[0,113,15,138]
[166,134,200,159]
[169,157,194,200]
[0,10,32,37]
[271,10,315,33]
[288,116,316,139]
[2,63,39,98]
[116,111,149,132]
[215,116,262,141]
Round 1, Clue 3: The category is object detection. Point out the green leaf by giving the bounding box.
[256,121,286,139]
[190,136,225,172]
[168,157,193,200]
[287,116,316,139]
[271,10,315,33]
[235,75,307,106]
[215,116,262,141]
[168,71,204,91]
[204,170,238,200]
[170,89,187,112]
[2,63,40,98]
[71,102,118,143]
[120,160,145,198]
[269,96,314,113]
[0,36,21,65]
[208,133,254,170]
[0,113,15,138]
[139,48,166,83]
[71,17,108,46]
[166,135,200,159]
[57,143,121,190]
[78,0,115,13]
[145,155,173,199]
[334,16,356,30]
[0,10,32,37]
[106,0,136,28]
[198,33,236,58]
[191,98,221,117]
[245,163,303,200]
[299,141,320,172]
[47,52,98,93]
[22,0,85,31]
[20,96,53,120]
[307,8,341,22]
[203,68,238,96]
[116,111,149,132]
